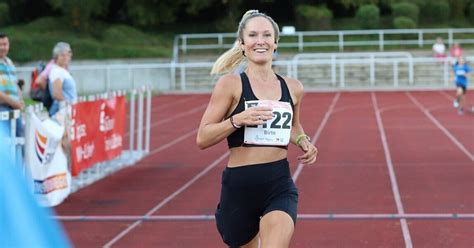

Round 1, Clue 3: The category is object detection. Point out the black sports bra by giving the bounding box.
[227,72,294,148]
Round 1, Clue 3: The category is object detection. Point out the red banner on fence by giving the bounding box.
[70,96,126,176]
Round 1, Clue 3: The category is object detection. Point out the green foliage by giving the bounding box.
[422,0,450,24]
[393,16,417,29]
[295,4,333,30]
[3,17,172,63]
[102,25,162,47]
[9,36,34,62]
[46,0,110,32]
[355,4,380,29]
[448,0,470,21]
[23,16,70,32]
[336,0,383,8]
[0,3,9,25]
[126,0,214,27]
[391,2,420,24]
[469,2,474,24]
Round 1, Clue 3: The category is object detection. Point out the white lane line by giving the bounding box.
[371,92,413,248]
[125,103,206,137]
[148,129,198,156]
[150,95,200,113]
[439,91,455,101]
[56,213,474,221]
[406,92,473,161]
[378,104,415,114]
[103,151,229,247]
[332,103,372,114]
[149,104,207,129]
[292,92,340,182]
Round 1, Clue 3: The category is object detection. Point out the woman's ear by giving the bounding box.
[240,40,245,53]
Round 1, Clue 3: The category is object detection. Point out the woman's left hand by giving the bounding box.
[297,139,318,165]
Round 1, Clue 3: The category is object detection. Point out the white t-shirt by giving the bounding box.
[48,65,77,103]
[432,43,446,55]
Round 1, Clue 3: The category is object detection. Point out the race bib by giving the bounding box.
[244,100,293,146]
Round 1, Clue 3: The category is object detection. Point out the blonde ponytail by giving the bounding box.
[211,41,245,75]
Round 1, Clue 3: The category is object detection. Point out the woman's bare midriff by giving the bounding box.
[228,146,287,167]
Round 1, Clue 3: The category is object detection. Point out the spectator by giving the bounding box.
[450,42,464,60]
[48,42,77,117]
[432,37,446,63]
[0,32,24,136]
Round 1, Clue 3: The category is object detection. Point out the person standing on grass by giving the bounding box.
[451,57,471,115]
[196,10,317,248]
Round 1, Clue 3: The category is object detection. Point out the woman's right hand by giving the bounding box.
[233,106,274,127]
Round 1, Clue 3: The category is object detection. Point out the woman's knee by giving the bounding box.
[260,210,294,234]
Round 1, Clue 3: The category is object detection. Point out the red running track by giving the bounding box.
[55,91,474,247]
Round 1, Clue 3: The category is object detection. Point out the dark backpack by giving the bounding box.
[29,61,53,110]
[30,61,46,101]
[42,82,53,110]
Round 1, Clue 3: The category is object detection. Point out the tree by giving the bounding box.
[46,0,110,31]
[448,0,470,20]
[125,0,215,27]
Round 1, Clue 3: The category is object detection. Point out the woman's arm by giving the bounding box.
[196,74,273,149]
[196,75,241,149]
[0,91,24,109]
[286,77,318,165]
[52,78,65,101]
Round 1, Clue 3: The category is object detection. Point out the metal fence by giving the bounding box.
[1,88,152,193]
[173,28,474,61]
[15,53,474,93]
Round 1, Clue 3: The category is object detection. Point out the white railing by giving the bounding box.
[173,28,474,61]
[2,88,152,193]
[290,52,414,85]
[15,53,474,93]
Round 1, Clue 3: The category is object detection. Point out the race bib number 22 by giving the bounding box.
[244,100,293,146]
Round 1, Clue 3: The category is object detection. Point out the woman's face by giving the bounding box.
[240,16,277,65]
[56,49,73,66]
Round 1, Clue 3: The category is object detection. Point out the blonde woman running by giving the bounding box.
[197,10,318,248]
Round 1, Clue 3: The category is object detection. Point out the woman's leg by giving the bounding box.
[258,210,295,248]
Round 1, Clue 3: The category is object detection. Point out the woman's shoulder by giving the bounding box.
[50,64,65,72]
[214,73,241,90]
[280,76,303,92]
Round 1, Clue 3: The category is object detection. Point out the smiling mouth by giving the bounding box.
[254,48,268,53]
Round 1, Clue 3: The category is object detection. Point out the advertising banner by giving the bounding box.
[70,96,126,176]
[25,111,71,207]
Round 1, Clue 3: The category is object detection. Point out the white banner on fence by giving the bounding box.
[26,111,71,207]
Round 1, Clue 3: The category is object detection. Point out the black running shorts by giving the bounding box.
[215,158,298,247]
